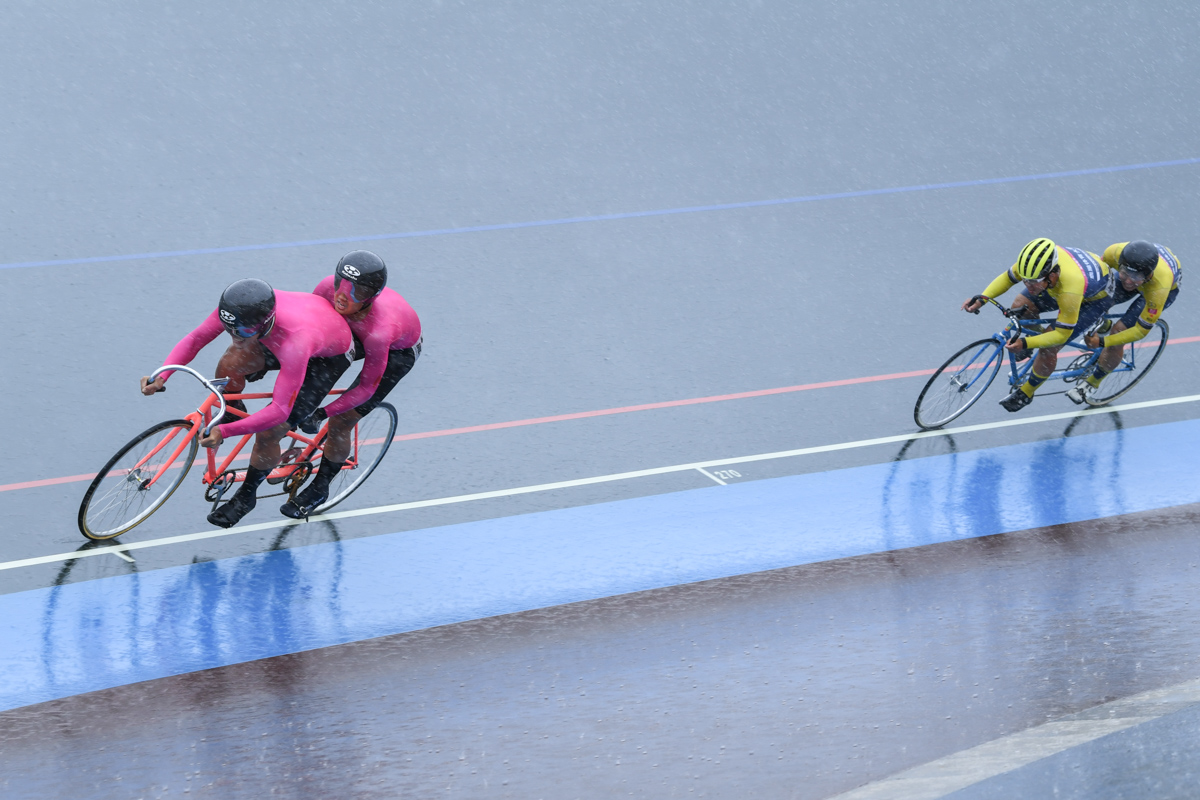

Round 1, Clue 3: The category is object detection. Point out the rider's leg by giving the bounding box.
[214,339,268,422]
[1011,293,1041,318]
[215,339,266,394]
[1021,346,1059,398]
[280,343,421,518]
[249,421,292,471]
[1009,293,1051,361]
[278,412,354,518]
[321,409,359,464]
[207,420,290,528]
[1092,321,1129,382]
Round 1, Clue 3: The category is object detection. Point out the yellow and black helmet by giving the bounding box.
[1014,238,1058,281]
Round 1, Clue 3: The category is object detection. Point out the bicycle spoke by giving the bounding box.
[914,339,1005,429]
[312,403,399,514]
[1085,321,1169,406]
[79,420,198,539]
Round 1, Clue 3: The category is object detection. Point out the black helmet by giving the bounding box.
[334,250,387,304]
[1118,240,1159,280]
[218,278,276,339]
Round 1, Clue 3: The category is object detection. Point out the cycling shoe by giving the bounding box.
[280,483,329,520]
[207,490,257,528]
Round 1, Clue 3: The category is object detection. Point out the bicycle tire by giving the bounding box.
[312,402,398,515]
[914,338,1005,430]
[1084,319,1169,407]
[78,419,198,540]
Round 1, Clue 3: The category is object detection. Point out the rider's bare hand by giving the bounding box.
[200,426,224,449]
[141,376,166,396]
[1084,333,1103,349]
[1003,337,1027,353]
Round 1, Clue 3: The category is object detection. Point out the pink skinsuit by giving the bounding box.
[160,290,354,438]
[313,276,421,416]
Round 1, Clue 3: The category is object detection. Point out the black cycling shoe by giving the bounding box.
[207,490,257,528]
[280,483,329,520]
[999,388,1033,412]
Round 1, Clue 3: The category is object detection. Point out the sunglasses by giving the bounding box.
[1119,267,1149,285]
[334,275,377,303]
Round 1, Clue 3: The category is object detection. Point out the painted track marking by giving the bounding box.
[4,334,1198,495]
[5,391,1200,572]
[829,677,1200,800]
[3,157,1198,271]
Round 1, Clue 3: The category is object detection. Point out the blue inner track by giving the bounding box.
[3,417,1198,712]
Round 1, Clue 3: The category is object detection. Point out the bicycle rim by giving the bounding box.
[314,402,398,514]
[1085,320,1169,406]
[914,339,1005,430]
[78,419,198,540]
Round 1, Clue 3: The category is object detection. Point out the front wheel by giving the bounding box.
[1085,319,1169,406]
[78,419,199,540]
[313,402,398,515]
[914,338,1006,430]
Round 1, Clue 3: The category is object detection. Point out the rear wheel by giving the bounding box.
[313,402,398,514]
[78,419,198,540]
[914,339,1005,430]
[1085,320,1169,406]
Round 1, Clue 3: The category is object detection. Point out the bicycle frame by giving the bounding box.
[130,365,360,493]
[195,389,360,488]
[978,300,1147,392]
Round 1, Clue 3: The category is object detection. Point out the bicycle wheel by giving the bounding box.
[914,338,1005,430]
[313,402,398,514]
[1085,319,1169,406]
[78,419,198,540]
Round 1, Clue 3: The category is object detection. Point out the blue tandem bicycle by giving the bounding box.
[913,297,1168,430]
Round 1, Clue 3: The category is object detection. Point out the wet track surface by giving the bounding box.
[4,1,1200,796]
[5,506,1200,798]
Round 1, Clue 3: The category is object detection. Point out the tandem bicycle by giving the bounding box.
[77,364,398,540]
[912,297,1168,430]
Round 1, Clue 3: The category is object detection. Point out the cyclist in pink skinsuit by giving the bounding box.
[141,279,354,528]
[280,251,421,518]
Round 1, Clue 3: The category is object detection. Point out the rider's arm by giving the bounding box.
[980,266,1019,299]
[1100,243,1127,271]
[1025,291,1081,349]
[322,336,387,417]
[158,310,225,382]
[1102,281,1170,347]
[216,357,305,438]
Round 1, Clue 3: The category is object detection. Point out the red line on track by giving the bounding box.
[389,368,941,442]
[8,335,1200,494]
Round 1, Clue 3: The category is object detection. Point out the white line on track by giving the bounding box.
[829,676,1200,799]
[5,392,1200,573]
[695,467,727,485]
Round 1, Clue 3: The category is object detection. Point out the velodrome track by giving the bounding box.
[4,1,1200,797]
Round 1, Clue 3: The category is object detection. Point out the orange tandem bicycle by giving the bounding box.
[77,364,397,540]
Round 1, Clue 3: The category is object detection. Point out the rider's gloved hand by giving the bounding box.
[298,406,328,435]
[962,295,988,314]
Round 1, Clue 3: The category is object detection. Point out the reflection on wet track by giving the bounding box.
[5,0,1200,795]
[7,417,1200,711]
[5,502,1200,798]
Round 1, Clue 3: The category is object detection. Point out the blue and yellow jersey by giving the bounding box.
[981,245,1112,349]
[1100,242,1182,346]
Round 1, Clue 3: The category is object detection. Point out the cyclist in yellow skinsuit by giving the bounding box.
[1067,240,1182,403]
[962,238,1113,412]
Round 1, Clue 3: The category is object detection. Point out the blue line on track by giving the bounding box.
[2,416,1198,712]
[4,156,1199,272]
